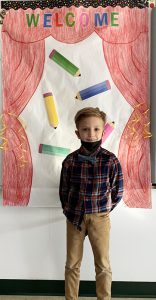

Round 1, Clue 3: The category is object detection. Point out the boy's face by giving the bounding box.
[75,116,104,142]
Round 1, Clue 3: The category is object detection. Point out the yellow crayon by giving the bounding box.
[43,92,59,129]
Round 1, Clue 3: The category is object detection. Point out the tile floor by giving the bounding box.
[0,297,155,300]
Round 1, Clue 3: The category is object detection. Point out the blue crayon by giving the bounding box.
[75,80,111,101]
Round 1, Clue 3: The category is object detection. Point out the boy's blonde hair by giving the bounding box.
[75,107,106,129]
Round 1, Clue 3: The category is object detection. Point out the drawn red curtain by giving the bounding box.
[95,7,151,207]
[2,6,151,207]
[103,35,151,208]
[94,6,151,208]
[2,32,45,205]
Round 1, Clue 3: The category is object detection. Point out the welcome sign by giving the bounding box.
[0,1,151,208]
[26,11,119,27]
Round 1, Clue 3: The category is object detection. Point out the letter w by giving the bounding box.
[26,14,39,27]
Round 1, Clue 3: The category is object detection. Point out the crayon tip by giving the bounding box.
[75,70,81,77]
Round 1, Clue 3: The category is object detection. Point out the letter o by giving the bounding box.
[79,13,89,27]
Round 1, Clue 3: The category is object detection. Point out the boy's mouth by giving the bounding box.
[85,139,99,142]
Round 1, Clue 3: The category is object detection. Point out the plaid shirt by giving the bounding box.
[59,145,123,230]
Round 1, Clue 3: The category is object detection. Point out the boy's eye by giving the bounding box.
[82,128,88,132]
[95,128,100,131]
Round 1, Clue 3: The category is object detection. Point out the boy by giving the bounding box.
[59,107,123,300]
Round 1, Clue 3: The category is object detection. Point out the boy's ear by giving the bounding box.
[75,130,80,139]
[102,130,105,138]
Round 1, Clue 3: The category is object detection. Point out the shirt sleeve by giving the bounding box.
[59,160,70,209]
[110,156,124,211]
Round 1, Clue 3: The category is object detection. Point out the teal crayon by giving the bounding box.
[39,144,70,156]
[75,80,111,100]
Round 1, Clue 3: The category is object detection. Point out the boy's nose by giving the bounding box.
[88,130,94,137]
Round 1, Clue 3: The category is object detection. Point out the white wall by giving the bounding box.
[0,190,155,281]
[0,8,155,283]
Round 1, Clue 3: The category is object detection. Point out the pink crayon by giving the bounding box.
[102,122,115,143]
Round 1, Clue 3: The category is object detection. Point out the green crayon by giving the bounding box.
[39,144,70,156]
[49,49,81,77]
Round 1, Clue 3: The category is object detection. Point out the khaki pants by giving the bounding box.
[65,212,112,300]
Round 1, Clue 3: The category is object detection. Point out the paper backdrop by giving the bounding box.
[1,6,151,207]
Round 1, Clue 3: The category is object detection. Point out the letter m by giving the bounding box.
[26,14,39,27]
[95,13,108,27]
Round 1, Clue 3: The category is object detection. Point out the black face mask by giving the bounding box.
[81,139,102,152]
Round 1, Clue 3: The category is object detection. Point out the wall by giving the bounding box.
[0,6,155,284]
[0,190,155,281]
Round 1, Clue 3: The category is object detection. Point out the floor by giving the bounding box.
[0,297,155,300]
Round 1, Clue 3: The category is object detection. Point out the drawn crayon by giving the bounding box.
[49,49,81,77]
[102,122,115,143]
[75,80,111,101]
[39,144,70,156]
[43,92,59,129]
